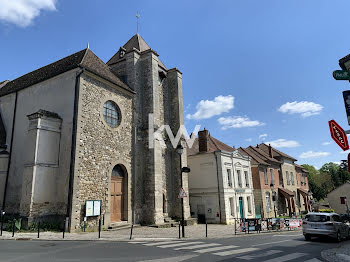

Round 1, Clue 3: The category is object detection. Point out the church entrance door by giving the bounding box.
[110,165,125,222]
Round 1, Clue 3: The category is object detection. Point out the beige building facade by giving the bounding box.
[188,130,255,224]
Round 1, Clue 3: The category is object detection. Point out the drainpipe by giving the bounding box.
[66,68,84,230]
[214,151,222,223]
[2,91,18,212]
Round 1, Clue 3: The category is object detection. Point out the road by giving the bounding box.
[0,231,344,262]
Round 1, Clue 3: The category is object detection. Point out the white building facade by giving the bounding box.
[188,129,255,224]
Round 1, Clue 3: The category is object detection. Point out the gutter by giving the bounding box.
[2,91,18,211]
[66,68,84,230]
[214,151,222,223]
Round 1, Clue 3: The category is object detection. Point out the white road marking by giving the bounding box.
[138,254,198,262]
[238,250,282,260]
[158,241,203,248]
[251,239,292,246]
[129,241,148,244]
[263,252,307,262]
[143,241,185,246]
[213,247,260,256]
[193,245,239,253]
[175,243,221,250]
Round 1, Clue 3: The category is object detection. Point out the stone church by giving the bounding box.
[0,34,190,231]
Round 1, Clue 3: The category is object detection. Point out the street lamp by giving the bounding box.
[270,183,277,218]
[176,144,185,238]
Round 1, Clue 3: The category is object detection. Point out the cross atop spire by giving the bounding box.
[136,12,140,34]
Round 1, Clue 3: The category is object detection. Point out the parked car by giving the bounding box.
[302,212,350,242]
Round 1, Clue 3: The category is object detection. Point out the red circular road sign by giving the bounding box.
[329,120,349,151]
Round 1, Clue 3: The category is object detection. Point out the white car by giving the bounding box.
[302,212,350,242]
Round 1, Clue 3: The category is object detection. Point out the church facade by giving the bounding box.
[0,34,190,231]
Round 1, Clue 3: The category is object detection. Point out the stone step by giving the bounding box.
[107,222,139,231]
[149,223,173,228]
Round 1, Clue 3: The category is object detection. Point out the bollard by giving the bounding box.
[205,220,208,238]
[129,224,134,240]
[234,218,236,235]
[37,222,40,238]
[12,219,15,237]
[63,219,65,239]
[98,218,101,239]
[178,222,181,239]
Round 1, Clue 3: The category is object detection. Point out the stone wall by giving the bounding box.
[70,72,133,231]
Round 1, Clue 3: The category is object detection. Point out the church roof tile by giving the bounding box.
[107,34,167,69]
[0,48,133,97]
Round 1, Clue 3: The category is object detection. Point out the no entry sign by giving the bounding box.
[329,120,349,151]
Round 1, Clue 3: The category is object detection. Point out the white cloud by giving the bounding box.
[245,138,252,142]
[0,0,57,27]
[259,134,268,140]
[322,142,331,146]
[218,116,264,129]
[265,139,300,148]
[340,150,349,154]
[278,101,323,118]
[299,151,330,159]
[186,95,234,120]
[332,161,341,165]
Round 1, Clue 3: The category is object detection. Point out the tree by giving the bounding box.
[302,164,333,201]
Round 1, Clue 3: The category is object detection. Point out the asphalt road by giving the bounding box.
[0,231,344,262]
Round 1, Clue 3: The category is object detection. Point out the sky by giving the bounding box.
[1,0,350,169]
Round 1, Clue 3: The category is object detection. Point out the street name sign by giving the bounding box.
[333,70,350,80]
[329,120,349,151]
[343,90,350,125]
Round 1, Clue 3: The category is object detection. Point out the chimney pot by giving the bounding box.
[198,129,209,152]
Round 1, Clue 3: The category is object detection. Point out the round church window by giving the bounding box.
[103,100,121,128]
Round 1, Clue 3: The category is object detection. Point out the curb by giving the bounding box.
[0,229,302,242]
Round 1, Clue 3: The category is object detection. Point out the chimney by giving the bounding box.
[269,144,273,158]
[198,128,209,152]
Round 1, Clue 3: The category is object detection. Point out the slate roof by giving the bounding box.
[0,48,133,97]
[107,34,167,69]
[187,135,235,156]
[238,147,269,166]
[295,164,309,173]
[258,143,297,161]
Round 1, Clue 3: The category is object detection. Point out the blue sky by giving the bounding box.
[1,0,350,169]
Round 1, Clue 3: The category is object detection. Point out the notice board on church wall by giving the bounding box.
[85,200,102,217]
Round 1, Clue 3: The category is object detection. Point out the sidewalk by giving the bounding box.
[0,224,301,242]
[322,242,350,262]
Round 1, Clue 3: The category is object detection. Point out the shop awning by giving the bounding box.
[297,188,309,197]
[278,187,294,198]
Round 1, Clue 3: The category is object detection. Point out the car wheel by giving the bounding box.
[336,231,342,242]
[347,229,350,240]
[304,234,311,241]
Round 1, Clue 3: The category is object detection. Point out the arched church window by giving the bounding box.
[103,100,121,128]
[112,165,125,178]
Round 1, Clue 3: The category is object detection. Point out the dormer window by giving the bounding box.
[119,47,126,58]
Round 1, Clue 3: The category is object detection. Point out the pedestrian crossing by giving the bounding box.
[128,239,323,261]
